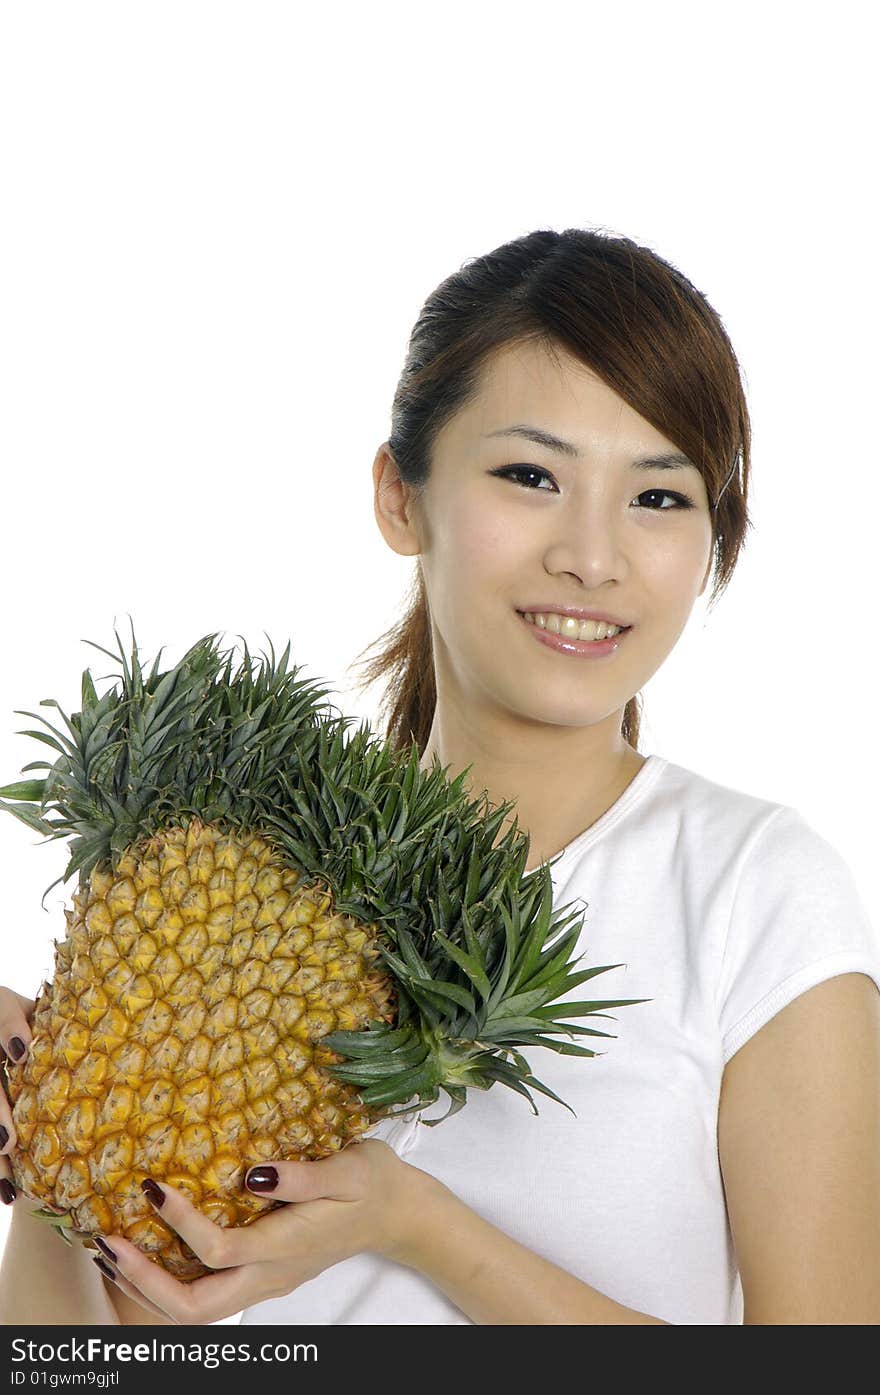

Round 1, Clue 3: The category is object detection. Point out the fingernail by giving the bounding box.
[246,1165,278,1192]
[94,1236,117,1263]
[140,1179,165,1208]
[92,1255,117,1282]
[7,1038,25,1062]
[0,1178,17,1204]
[0,1125,8,1149]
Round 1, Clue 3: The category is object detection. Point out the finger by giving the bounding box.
[0,1025,32,1070]
[0,1097,18,1154]
[7,989,38,1025]
[0,1074,19,1154]
[0,1152,16,1206]
[139,1176,280,1270]
[101,1232,275,1326]
[245,1152,365,1205]
[89,1249,181,1323]
[0,1018,31,1155]
[16,990,38,1023]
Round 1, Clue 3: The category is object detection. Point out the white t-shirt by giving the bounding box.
[239,753,880,1326]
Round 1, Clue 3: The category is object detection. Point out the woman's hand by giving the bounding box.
[90,1137,432,1324]
[0,986,38,1206]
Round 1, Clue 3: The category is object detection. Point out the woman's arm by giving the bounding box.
[393,1173,669,1325]
[719,971,880,1324]
[396,973,880,1326]
[76,1141,671,1326]
[0,1202,122,1325]
[0,1201,177,1325]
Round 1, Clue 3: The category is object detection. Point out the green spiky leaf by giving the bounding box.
[0,620,653,1124]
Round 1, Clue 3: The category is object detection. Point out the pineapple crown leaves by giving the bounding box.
[0,621,652,1120]
[0,619,343,905]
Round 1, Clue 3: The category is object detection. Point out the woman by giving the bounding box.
[2,227,879,1325]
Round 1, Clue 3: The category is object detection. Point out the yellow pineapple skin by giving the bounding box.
[2,817,396,1280]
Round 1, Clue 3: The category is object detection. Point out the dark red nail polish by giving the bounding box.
[0,1178,16,1204]
[141,1178,165,1208]
[93,1255,116,1281]
[8,1038,25,1062]
[94,1236,117,1263]
[246,1165,278,1192]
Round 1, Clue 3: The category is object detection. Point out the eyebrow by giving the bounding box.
[483,424,698,472]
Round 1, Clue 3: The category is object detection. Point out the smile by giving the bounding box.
[516,611,632,659]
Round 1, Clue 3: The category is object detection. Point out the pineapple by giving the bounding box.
[0,626,648,1280]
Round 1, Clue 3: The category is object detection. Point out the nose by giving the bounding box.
[542,488,629,584]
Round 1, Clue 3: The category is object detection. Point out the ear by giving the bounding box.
[372,443,423,558]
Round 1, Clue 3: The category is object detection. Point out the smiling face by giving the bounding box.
[373,336,715,758]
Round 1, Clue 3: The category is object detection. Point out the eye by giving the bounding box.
[491,464,556,492]
[637,488,696,511]
[489,465,695,510]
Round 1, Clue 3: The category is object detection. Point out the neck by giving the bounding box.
[418,711,643,873]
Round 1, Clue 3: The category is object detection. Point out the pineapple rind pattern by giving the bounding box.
[4,817,395,1280]
[0,626,651,1281]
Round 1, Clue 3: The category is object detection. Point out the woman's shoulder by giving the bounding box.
[653,754,789,827]
[655,758,858,879]
[596,753,795,877]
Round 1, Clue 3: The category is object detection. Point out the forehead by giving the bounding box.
[452,340,680,458]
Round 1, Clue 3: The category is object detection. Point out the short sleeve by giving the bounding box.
[717,805,880,1065]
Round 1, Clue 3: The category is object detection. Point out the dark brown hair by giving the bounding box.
[345,226,753,756]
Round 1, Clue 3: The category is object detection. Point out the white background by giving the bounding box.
[1,0,876,1324]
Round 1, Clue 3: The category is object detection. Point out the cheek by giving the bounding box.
[444,505,515,581]
[641,527,712,600]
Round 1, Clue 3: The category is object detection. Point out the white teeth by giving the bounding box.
[523,613,623,641]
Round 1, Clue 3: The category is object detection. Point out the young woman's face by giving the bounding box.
[383,338,715,738]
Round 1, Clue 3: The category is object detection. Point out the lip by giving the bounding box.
[517,606,633,627]
[517,610,631,658]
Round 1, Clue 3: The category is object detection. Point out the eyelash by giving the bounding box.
[490,464,696,511]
